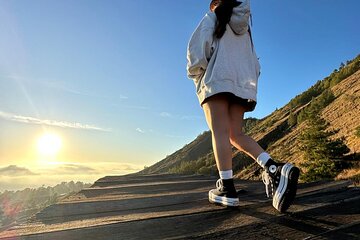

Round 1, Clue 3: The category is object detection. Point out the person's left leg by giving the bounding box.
[228,102,300,212]
[228,103,265,161]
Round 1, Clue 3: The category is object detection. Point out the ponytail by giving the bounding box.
[211,0,241,38]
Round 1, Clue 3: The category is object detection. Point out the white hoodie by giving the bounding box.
[187,0,260,107]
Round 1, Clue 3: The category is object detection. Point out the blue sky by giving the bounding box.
[0,0,359,190]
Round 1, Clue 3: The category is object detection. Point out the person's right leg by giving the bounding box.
[202,94,232,172]
[202,94,239,207]
[228,102,300,212]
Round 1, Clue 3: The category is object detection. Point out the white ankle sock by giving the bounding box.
[219,170,233,179]
[256,152,271,168]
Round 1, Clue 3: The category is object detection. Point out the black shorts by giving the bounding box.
[202,92,257,112]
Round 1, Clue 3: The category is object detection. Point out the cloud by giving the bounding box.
[136,128,145,133]
[102,163,143,172]
[0,111,111,132]
[159,112,203,121]
[160,112,173,118]
[135,128,185,139]
[122,105,149,110]
[43,162,142,176]
[50,164,98,175]
[0,165,38,176]
[5,75,24,81]
[68,88,129,101]
[180,115,204,120]
[116,165,141,171]
[163,134,186,139]
[4,76,129,102]
[39,80,129,101]
[0,162,144,191]
[119,94,128,100]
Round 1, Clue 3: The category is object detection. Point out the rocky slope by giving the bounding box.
[140,55,360,181]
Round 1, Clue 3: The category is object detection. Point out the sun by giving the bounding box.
[37,133,62,157]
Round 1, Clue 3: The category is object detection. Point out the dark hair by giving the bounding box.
[211,0,241,38]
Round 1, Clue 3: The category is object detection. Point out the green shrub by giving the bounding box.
[299,113,350,182]
[355,126,360,138]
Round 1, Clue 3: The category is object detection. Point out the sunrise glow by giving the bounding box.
[37,133,62,157]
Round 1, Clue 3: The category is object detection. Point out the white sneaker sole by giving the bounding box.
[273,163,299,212]
[208,189,240,207]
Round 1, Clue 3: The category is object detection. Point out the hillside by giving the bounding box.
[140,55,360,181]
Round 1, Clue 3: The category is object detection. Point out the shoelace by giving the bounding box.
[262,171,272,198]
[216,179,223,190]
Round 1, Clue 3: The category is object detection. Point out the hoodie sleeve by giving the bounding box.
[187,13,216,82]
[229,0,251,35]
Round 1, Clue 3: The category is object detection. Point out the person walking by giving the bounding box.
[186,0,299,212]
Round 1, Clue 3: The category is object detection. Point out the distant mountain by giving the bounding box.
[0,181,92,229]
[140,54,360,182]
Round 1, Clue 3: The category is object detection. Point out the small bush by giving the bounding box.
[355,126,360,138]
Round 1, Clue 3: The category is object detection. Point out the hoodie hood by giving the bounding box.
[229,0,251,35]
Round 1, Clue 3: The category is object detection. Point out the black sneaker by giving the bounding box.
[262,163,300,212]
[208,179,240,207]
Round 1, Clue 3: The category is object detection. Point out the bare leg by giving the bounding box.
[226,103,299,213]
[228,103,265,161]
[202,94,232,171]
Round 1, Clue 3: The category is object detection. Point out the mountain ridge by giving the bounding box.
[140,54,360,181]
